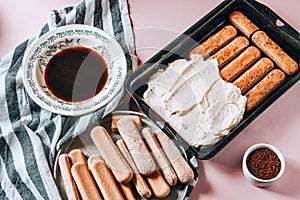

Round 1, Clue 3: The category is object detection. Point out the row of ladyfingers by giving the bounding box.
[58,115,195,199]
[190,11,298,111]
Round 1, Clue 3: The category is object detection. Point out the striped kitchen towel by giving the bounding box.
[0,0,137,199]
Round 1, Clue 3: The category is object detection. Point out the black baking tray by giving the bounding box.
[125,0,300,159]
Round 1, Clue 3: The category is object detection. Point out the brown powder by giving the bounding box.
[246,148,281,180]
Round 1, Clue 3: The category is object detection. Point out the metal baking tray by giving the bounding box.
[125,0,300,159]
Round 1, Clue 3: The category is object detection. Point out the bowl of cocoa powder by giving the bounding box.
[242,143,285,187]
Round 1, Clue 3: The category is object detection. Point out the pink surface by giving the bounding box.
[1,0,300,199]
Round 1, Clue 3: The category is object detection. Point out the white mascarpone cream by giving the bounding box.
[143,54,247,147]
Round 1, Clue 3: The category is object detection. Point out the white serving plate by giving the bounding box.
[53,110,198,200]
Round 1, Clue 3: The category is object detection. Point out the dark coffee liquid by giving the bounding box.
[45,46,108,102]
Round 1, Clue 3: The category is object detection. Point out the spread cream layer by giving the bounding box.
[144,54,247,147]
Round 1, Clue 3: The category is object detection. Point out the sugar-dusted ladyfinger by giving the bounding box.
[229,11,259,38]
[234,57,274,94]
[71,162,103,200]
[58,154,80,200]
[190,25,237,57]
[98,139,165,199]
[245,69,286,110]
[155,129,194,184]
[118,182,136,200]
[68,149,87,165]
[220,46,260,82]
[211,36,249,68]
[252,30,298,75]
[117,117,156,176]
[88,155,125,200]
[116,139,152,199]
[90,126,133,183]
[111,115,143,132]
[142,127,178,186]
[145,170,171,199]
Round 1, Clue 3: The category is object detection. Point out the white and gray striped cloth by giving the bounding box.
[0,0,137,199]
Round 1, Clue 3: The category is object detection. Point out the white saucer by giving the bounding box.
[22,24,127,116]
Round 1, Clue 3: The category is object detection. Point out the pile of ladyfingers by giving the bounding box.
[190,11,299,111]
[58,115,195,200]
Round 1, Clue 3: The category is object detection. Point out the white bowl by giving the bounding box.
[22,24,127,116]
[242,143,285,187]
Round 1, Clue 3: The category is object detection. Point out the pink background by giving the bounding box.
[1,0,300,199]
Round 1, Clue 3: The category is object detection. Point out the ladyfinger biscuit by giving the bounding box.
[117,117,156,176]
[116,139,152,198]
[71,162,103,200]
[88,155,136,200]
[117,139,170,198]
[252,30,298,75]
[88,156,136,200]
[142,127,178,186]
[155,130,194,184]
[58,154,80,200]
[111,115,142,132]
[190,25,237,57]
[91,126,133,183]
[68,149,87,165]
[245,69,286,110]
[87,154,103,166]
[88,156,125,200]
[229,11,259,38]
[145,170,171,198]
[118,182,136,200]
[234,57,274,94]
[220,46,261,82]
[211,36,249,68]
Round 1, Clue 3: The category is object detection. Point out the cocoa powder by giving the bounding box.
[246,148,281,180]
